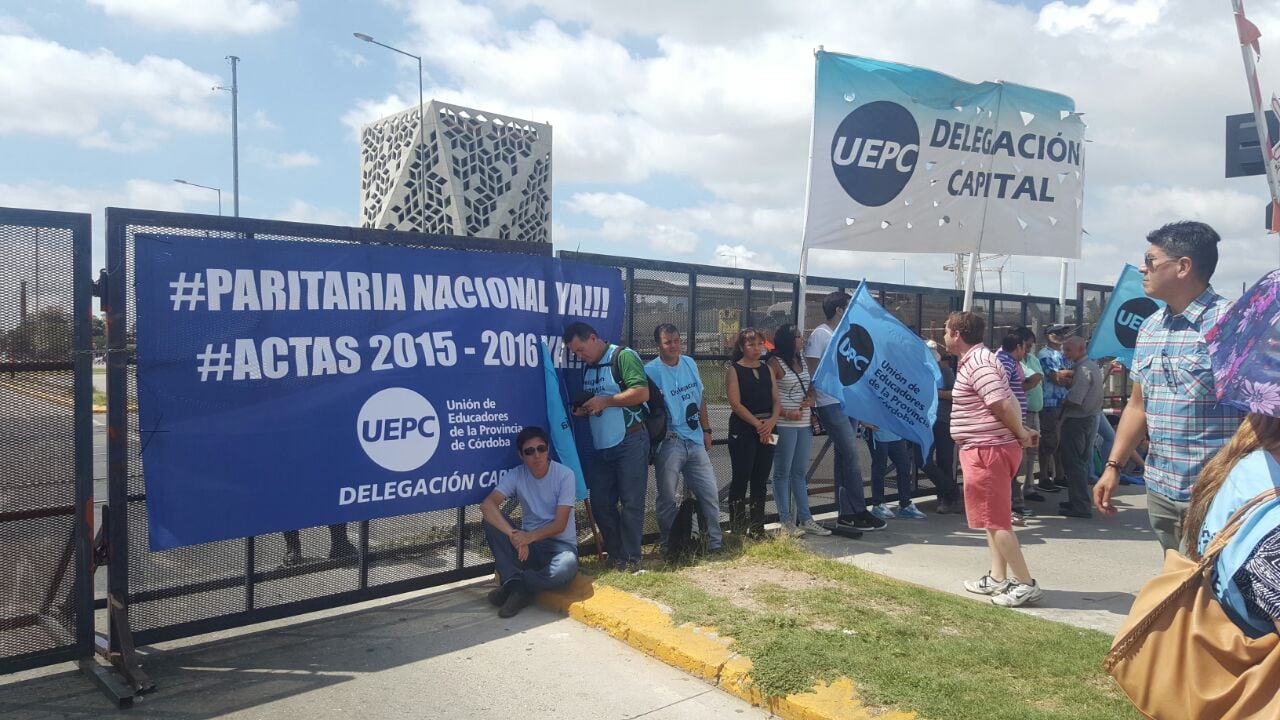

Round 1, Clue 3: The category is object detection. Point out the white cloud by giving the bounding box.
[0,34,223,146]
[1037,0,1166,37]
[0,14,33,35]
[86,0,297,34]
[273,200,353,227]
[251,110,279,131]
[711,244,784,272]
[250,147,321,169]
[333,46,368,68]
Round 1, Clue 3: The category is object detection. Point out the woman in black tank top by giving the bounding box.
[725,328,781,535]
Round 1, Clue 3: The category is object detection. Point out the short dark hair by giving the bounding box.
[729,327,767,362]
[562,321,597,345]
[653,323,679,343]
[822,291,851,320]
[946,311,985,345]
[1000,333,1021,353]
[515,426,549,451]
[1014,326,1036,344]
[1146,221,1220,283]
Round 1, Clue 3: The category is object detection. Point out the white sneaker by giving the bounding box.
[964,574,1011,595]
[800,519,832,536]
[991,579,1044,607]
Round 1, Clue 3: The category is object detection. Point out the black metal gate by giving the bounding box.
[0,207,93,674]
[103,208,551,656]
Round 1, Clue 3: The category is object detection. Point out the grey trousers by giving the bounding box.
[1148,489,1191,554]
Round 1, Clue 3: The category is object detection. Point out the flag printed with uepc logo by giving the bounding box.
[802,51,1085,259]
[813,282,942,456]
[1086,263,1165,367]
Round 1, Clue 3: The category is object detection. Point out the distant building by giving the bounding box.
[359,100,553,243]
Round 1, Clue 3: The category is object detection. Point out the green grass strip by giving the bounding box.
[596,538,1137,720]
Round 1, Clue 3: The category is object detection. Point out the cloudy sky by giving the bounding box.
[2,0,1277,298]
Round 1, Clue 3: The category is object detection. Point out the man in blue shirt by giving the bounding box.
[480,426,579,618]
[645,323,723,555]
[1094,221,1243,551]
[1036,324,1074,493]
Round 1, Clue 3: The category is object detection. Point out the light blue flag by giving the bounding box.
[1086,264,1165,367]
[813,282,942,456]
[541,342,587,500]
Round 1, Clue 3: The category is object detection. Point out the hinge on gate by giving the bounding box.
[91,269,108,304]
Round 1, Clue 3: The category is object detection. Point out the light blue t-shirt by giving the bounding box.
[645,355,705,443]
[495,460,577,546]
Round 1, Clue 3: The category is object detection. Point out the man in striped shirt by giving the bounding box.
[947,311,1043,608]
[1093,221,1244,552]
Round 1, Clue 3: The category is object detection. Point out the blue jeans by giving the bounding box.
[482,519,578,593]
[654,436,723,551]
[772,425,814,525]
[1091,413,1113,481]
[815,404,867,516]
[866,437,913,507]
[584,428,650,565]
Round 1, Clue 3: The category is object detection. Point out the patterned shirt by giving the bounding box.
[996,349,1027,416]
[951,344,1017,449]
[1038,346,1071,408]
[1132,286,1243,501]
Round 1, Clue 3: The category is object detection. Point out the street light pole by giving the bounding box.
[213,56,241,217]
[174,179,223,216]
[229,55,239,217]
[355,33,426,227]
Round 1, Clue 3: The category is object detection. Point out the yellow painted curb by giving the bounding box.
[537,575,917,720]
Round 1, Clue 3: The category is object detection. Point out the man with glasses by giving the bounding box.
[1093,221,1243,552]
[480,426,579,617]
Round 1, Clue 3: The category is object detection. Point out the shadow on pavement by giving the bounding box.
[0,581,557,720]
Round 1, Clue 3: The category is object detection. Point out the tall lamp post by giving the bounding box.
[213,56,240,216]
[174,179,223,216]
[354,32,426,226]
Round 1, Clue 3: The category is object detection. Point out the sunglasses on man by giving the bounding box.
[521,444,549,457]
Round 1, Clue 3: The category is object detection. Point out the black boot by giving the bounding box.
[282,530,302,566]
[328,524,358,559]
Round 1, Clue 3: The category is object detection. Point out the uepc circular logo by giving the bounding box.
[831,100,920,207]
[684,402,700,431]
[836,325,875,386]
[1114,297,1159,349]
[357,387,441,472]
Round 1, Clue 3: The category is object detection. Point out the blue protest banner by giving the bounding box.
[812,282,941,455]
[541,341,587,500]
[134,234,621,550]
[1086,264,1164,367]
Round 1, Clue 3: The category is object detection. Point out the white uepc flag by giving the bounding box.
[802,51,1085,259]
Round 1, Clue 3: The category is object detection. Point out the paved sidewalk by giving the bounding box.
[0,579,772,719]
[806,483,1162,634]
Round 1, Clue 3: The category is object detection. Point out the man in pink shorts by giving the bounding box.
[945,311,1044,607]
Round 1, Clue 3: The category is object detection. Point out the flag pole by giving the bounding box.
[796,45,823,331]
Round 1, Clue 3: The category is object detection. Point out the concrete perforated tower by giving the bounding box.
[359,101,553,243]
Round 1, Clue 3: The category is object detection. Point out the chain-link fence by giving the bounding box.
[0,208,93,674]
[560,251,1082,522]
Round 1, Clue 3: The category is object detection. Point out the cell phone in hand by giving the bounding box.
[767,433,779,445]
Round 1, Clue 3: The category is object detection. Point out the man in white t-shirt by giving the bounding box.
[480,426,579,618]
[804,291,885,533]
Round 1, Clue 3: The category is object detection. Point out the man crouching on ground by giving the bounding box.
[480,426,579,618]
